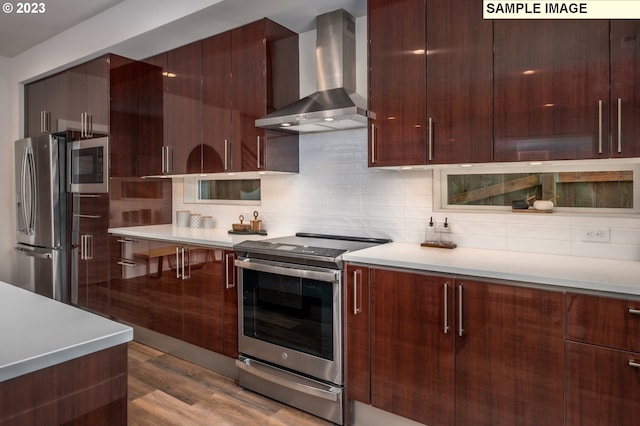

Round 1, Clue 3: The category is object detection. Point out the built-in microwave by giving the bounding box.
[67,136,109,193]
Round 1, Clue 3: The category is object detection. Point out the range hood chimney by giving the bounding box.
[255,9,368,133]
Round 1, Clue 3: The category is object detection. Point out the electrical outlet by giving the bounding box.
[582,228,610,243]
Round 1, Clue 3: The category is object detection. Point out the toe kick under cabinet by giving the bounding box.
[109,235,238,358]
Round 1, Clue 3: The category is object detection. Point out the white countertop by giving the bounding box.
[0,282,133,382]
[108,224,285,248]
[343,243,640,296]
[109,225,640,296]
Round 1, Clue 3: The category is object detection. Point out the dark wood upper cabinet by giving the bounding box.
[368,0,491,167]
[426,0,493,164]
[230,19,299,173]
[166,40,204,175]
[368,0,427,167]
[202,31,232,173]
[610,21,640,158]
[25,70,70,137]
[494,20,610,162]
[25,78,47,137]
[136,61,165,177]
[144,43,204,175]
[109,57,140,178]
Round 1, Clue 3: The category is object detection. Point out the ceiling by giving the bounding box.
[0,0,367,59]
[0,0,125,57]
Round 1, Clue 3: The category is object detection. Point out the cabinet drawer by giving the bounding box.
[566,341,640,426]
[109,235,150,261]
[566,293,640,352]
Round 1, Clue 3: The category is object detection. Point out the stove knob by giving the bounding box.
[281,352,288,361]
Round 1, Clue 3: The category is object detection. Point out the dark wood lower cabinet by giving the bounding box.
[344,265,372,405]
[182,248,224,352]
[108,235,238,358]
[371,268,454,426]
[454,279,565,426]
[565,342,640,426]
[345,265,565,426]
[0,344,128,426]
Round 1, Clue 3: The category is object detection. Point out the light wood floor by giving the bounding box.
[127,341,332,426]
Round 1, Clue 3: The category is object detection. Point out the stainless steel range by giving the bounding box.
[234,233,390,425]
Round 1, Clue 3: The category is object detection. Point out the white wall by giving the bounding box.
[175,129,640,261]
[1,56,15,282]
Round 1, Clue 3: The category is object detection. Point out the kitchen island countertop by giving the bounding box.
[108,224,285,248]
[343,242,640,296]
[0,282,132,382]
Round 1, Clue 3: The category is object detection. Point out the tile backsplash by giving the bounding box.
[173,128,640,261]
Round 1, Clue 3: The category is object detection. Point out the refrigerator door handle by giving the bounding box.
[20,146,36,236]
[15,246,53,260]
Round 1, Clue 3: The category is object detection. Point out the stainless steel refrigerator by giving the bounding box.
[15,134,67,301]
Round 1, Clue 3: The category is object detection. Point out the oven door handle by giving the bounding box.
[236,358,340,402]
[234,258,339,283]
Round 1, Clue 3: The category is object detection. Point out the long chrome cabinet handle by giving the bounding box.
[617,97,622,154]
[629,360,640,369]
[443,282,449,334]
[628,308,640,315]
[353,270,362,315]
[117,260,137,268]
[458,284,464,337]
[80,235,93,260]
[225,253,235,289]
[175,247,181,279]
[87,113,93,137]
[87,235,94,260]
[224,140,229,171]
[40,111,51,133]
[428,117,434,161]
[370,124,376,164]
[598,100,603,154]
[167,146,173,174]
[74,214,101,219]
[256,136,262,169]
[161,146,172,174]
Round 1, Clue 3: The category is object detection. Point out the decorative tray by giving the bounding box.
[228,229,267,235]
[511,208,553,214]
[420,242,457,249]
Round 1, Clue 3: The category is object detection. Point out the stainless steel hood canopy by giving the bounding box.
[255,9,368,133]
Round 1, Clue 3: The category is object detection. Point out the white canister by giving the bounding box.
[176,210,191,227]
[190,213,203,228]
[202,216,215,229]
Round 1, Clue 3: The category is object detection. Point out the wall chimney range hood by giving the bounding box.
[255,9,368,133]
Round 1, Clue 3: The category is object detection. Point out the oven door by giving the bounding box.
[67,137,109,193]
[236,257,343,385]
